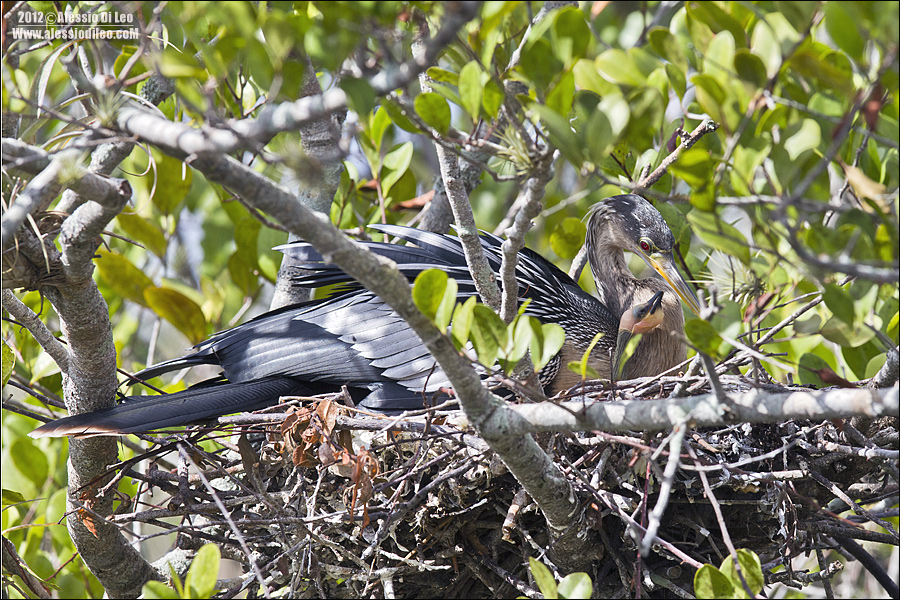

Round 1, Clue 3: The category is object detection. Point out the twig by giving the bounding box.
[805,468,899,536]
[831,535,899,598]
[686,443,756,599]
[640,422,686,555]
[177,444,271,598]
[636,120,719,190]
[2,289,69,373]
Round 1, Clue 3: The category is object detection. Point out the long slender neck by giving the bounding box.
[587,226,638,319]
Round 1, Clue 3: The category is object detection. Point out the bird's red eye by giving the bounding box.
[640,240,651,252]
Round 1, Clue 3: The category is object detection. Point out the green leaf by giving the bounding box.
[820,315,875,347]
[451,296,477,350]
[503,315,534,371]
[793,314,822,335]
[150,148,193,216]
[414,92,451,134]
[822,283,856,327]
[185,544,221,599]
[557,572,592,599]
[685,318,722,357]
[2,489,28,506]
[381,99,420,134]
[734,49,767,88]
[567,330,605,379]
[413,269,449,322]
[380,142,414,198]
[584,105,618,161]
[482,78,505,119]
[686,211,751,265]
[595,49,644,87]
[824,2,865,62]
[116,212,167,259]
[750,18,781,78]
[2,340,14,387]
[843,340,882,380]
[790,46,854,99]
[546,69,575,116]
[783,118,821,161]
[552,7,591,65]
[694,564,735,599]
[797,352,830,387]
[530,320,565,373]
[340,77,376,117]
[668,147,716,192]
[648,27,687,71]
[686,1,747,46]
[519,38,562,90]
[470,305,507,369]
[366,105,394,150]
[528,557,559,600]
[10,438,49,487]
[692,73,726,122]
[426,67,458,85]
[458,61,486,121]
[600,93,631,139]
[719,550,764,599]
[144,287,208,345]
[530,104,584,167]
[550,217,587,259]
[228,251,260,297]
[573,58,617,96]
[95,250,155,308]
[435,279,458,332]
[142,581,181,599]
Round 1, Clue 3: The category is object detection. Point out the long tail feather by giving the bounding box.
[29,377,307,438]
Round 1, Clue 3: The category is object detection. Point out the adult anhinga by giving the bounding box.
[587,194,702,380]
[29,194,699,438]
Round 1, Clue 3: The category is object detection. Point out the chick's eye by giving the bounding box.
[640,240,651,252]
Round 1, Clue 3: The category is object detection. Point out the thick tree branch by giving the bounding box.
[499,154,554,323]
[0,145,128,248]
[1,79,172,600]
[416,37,502,311]
[871,346,900,389]
[270,52,346,310]
[509,384,899,434]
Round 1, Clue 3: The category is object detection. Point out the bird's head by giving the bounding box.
[620,290,665,334]
[589,194,701,317]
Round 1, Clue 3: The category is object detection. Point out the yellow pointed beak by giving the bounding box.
[641,252,702,317]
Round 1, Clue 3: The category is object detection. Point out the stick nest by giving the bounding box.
[105,377,899,599]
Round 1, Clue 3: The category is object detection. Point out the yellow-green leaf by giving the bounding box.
[694,564,735,599]
[685,318,722,357]
[413,269,449,322]
[185,544,221,599]
[144,287,207,345]
[528,557,559,600]
[414,92,451,134]
[2,340,14,387]
[550,217,587,259]
[95,250,155,308]
[719,549,764,599]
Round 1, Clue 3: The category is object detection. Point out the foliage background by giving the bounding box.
[2,1,898,598]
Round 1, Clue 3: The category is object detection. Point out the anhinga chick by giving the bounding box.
[614,291,665,381]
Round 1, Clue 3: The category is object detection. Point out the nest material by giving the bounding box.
[99,379,899,599]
